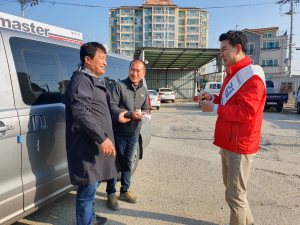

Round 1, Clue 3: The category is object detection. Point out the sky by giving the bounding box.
[0,0,299,75]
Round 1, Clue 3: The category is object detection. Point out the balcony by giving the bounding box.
[121,37,134,41]
[153,27,164,31]
[187,13,200,17]
[120,45,134,49]
[116,14,120,17]
[168,36,175,40]
[120,29,134,32]
[121,12,134,16]
[186,37,199,41]
[153,19,165,23]
[178,38,185,42]
[153,10,166,14]
[179,22,185,26]
[168,11,175,15]
[153,44,164,47]
[152,35,164,39]
[121,20,134,25]
[186,30,200,34]
[179,14,185,18]
[186,45,199,49]
[179,30,185,34]
[168,28,175,32]
[169,19,175,23]
[187,21,199,25]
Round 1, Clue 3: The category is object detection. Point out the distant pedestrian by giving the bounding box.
[200,31,266,225]
[62,42,130,225]
[106,59,149,210]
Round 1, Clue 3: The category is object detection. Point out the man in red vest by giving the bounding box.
[200,31,266,225]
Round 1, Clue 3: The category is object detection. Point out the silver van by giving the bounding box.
[0,27,151,225]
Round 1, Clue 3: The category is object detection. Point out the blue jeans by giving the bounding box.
[107,132,139,193]
[76,181,115,225]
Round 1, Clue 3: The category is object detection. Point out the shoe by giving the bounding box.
[107,193,119,210]
[92,215,107,225]
[119,191,137,203]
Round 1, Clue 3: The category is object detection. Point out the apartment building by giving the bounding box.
[242,27,288,79]
[109,0,209,72]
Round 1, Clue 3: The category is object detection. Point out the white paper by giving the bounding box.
[142,115,151,124]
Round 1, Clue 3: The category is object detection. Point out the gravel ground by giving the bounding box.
[15,100,300,225]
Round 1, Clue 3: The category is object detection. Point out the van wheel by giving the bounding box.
[172,100,175,103]
[157,106,160,110]
[117,145,140,181]
[297,103,300,114]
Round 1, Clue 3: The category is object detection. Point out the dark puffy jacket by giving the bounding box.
[62,71,118,186]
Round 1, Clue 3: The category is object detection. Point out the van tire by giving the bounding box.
[157,106,160,110]
[276,106,282,112]
[172,100,175,103]
[297,103,300,114]
[117,145,140,181]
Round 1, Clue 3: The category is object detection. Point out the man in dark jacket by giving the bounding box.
[106,59,149,210]
[62,42,129,225]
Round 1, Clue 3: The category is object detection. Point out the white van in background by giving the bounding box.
[0,12,151,225]
[198,82,223,107]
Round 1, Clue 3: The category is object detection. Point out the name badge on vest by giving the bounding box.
[220,65,266,106]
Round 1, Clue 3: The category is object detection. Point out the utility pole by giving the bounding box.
[19,0,25,18]
[287,0,294,77]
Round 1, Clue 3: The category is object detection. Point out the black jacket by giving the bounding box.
[62,70,118,186]
[110,77,149,136]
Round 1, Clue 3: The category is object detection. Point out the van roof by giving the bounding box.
[0,12,82,45]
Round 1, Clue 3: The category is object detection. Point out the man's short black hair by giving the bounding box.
[80,42,106,64]
[129,59,146,71]
[219,31,248,54]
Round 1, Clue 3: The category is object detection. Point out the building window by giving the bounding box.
[262,41,280,50]
[178,43,185,48]
[262,59,279,67]
[247,43,255,55]
[263,33,272,37]
[179,19,185,25]
[202,29,207,35]
[179,11,185,17]
[135,10,143,17]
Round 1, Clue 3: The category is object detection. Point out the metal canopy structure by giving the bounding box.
[134,47,220,69]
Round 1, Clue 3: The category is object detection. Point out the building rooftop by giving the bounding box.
[242,27,279,35]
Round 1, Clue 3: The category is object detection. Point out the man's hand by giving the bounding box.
[119,111,131,123]
[132,111,142,120]
[200,91,212,101]
[100,138,115,156]
[200,101,214,112]
[141,112,147,116]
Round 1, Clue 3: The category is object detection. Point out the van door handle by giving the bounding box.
[0,125,15,132]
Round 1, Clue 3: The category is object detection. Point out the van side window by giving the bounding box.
[210,84,216,89]
[10,37,79,105]
[104,56,130,90]
[217,84,222,89]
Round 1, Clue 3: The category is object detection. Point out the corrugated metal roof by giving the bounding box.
[134,47,220,69]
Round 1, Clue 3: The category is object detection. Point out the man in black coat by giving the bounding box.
[62,42,129,225]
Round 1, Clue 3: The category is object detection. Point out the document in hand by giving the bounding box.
[142,115,151,124]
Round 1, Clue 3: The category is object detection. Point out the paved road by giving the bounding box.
[15,100,300,225]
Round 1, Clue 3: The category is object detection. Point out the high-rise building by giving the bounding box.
[109,0,209,72]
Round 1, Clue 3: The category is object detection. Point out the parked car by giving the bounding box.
[0,19,151,224]
[198,82,223,107]
[149,90,161,110]
[265,81,288,112]
[295,88,300,114]
[156,88,175,103]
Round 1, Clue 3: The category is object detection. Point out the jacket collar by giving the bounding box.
[226,56,252,78]
[125,77,143,89]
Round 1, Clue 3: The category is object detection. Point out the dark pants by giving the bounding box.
[107,132,139,193]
